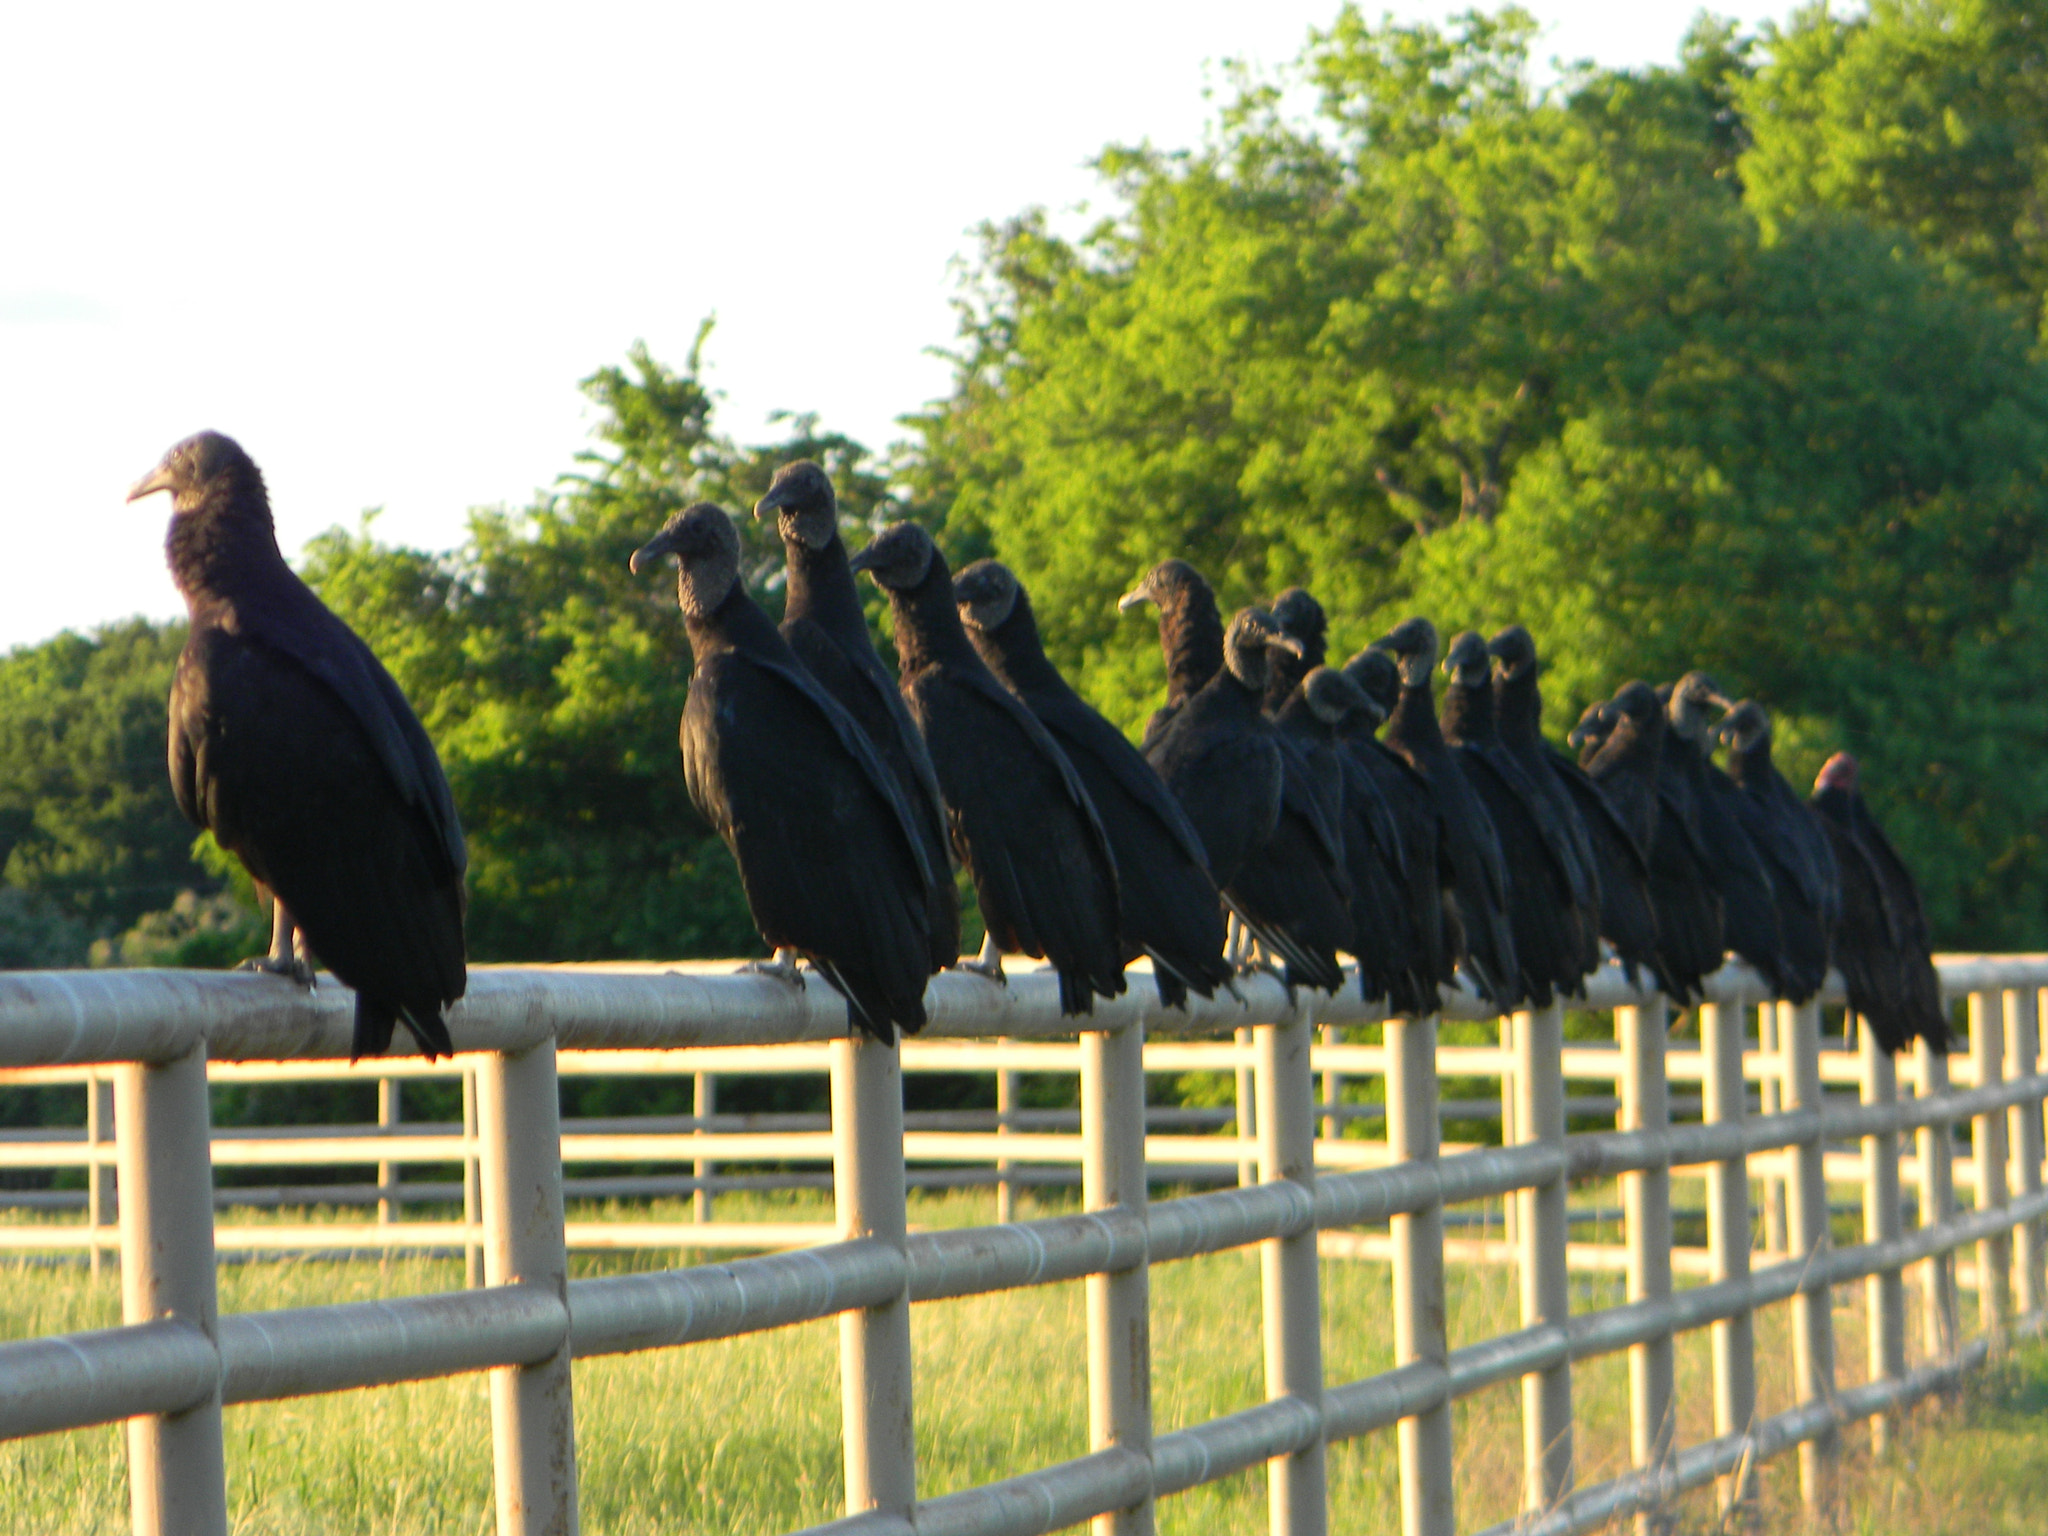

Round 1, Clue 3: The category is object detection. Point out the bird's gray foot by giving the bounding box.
[240,899,315,987]
[956,932,1008,986]
[738,947,807,988]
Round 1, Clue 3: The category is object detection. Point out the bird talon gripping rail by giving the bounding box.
[2,956,2046,1536]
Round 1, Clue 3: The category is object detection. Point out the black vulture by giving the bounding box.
[1579,682,1723,1004]
[631,504,937,1042]
[1342,649,1450,1014]
[1371,618,1520,1008]
[1264,586,1327,712]
[1278,667,1411,1007]
[1664,673,1792,996]
[1141,606,1345,993]
[953,558,1230,1010]
[1810,753,1949,1052]
[131,431,466,1060]
[850,522,1126,1015]
[1439,630,1598,1006]
[754,461,959,971]
[1714,701,1838,1003]
[1119,560,1224,750]
[1489,626,1660,993]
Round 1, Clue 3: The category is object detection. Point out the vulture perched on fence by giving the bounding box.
[953,558,1231,1010]
[1488,627,1661,994]
[1277,667,1412,1007]
[1713,700,1838,1004]
[1663,674,1792,997]
[1371,619,1520,1008]
[1141,605,1345,993]
[132,430,467,1060]
[1342,649,1450,1014]
[1119,560,1223,751]
[755,461,959,972]
[1810,753,1950,1053]
[852,522,1127,1015]
[1577,683,1723,1004]
[1439,630,1598,1006]
[631,504,936,1042]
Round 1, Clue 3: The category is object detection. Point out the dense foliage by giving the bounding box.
[911,2,2048,949]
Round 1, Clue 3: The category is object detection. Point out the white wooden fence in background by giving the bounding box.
[0,955,2044,1536]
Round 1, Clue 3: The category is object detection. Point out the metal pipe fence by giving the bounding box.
[1,955,2046,1536]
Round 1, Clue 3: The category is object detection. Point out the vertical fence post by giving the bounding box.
[1618,999,1675,1535]
[1084,1020,1154,1535]
[1780,1000,1839,1512]
[377,1072,400,1227]
[1914,1038,1961,1359]
[2006,989,2046,1319]
[1858,1017,1907,1456]
[1386,1012,1452,1536]
[1258,999,1327,1536]
[1969,992,2012,1340]
[1758,1005,1787,1256]
[1499,1014,1518,1249]
[1320,1024,1343,1144]
[996,1040,1018,1224]
[1512,1003,1571,1513]
[463,1066,483,1289]
[88,1071,115,1280]
[1236,1026,1258,1189]
[477,1039,578,1536]
[832,1034,916,1521]
[118,1046,227,1536]
[693,1068,716,1225]
[1700,1000,1758,1516]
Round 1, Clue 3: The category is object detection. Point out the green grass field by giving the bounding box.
[2,1190,2043,1534]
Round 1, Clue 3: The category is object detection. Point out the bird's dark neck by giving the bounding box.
[1725,737,1772,790]
[781,535,870,644]
[165,490,291,612]
[1384,681,1445,758]
[1160,592,1224,704]
[1494,670,1542,751]
[1440,676,1498,747]
[1274,692,1333,748]
[970,597,1067,696]
[686,583,784,665]
[883,558,978,674]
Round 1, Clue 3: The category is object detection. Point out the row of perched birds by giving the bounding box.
[127,432,1949,1062]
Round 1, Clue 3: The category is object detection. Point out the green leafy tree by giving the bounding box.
[1740,0,2048,324]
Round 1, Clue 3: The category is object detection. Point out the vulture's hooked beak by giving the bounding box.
[1268,631,1305,660]
[845,542,883,576]
[1116,585,1152,614]
[752,485,794,520]
[629,532,678,577]
[127,464,175,503]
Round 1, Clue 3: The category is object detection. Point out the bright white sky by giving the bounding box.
[2,0,1796,651]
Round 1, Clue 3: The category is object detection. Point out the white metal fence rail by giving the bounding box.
[1,955,2045,1536]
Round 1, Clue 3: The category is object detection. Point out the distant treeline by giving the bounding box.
[6,0,2048,971]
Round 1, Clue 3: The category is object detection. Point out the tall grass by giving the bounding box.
[0,1190,2035,1534]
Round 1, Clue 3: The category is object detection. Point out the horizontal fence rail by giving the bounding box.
[1,956,2046,1536]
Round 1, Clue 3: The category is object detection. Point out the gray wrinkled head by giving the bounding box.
[1567,699,1614,754]
[1715,699,1771,756]
[1816,751,1858,794]
[630,502,743,619]
[1343,647,1402,719]
[1270,587,1326,654]
[1371,616,1440,689]
[1442,630,1490,688]
[1118,558,1207,616]
[1222,608,1301,690]
[1667,670,1730,743]
[753,460,839,551]
[953,558,1022,633]
[128,430,263,511]
[1487,624,1537,681]
[847,520,936,592]
[1303,665,1371,727]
